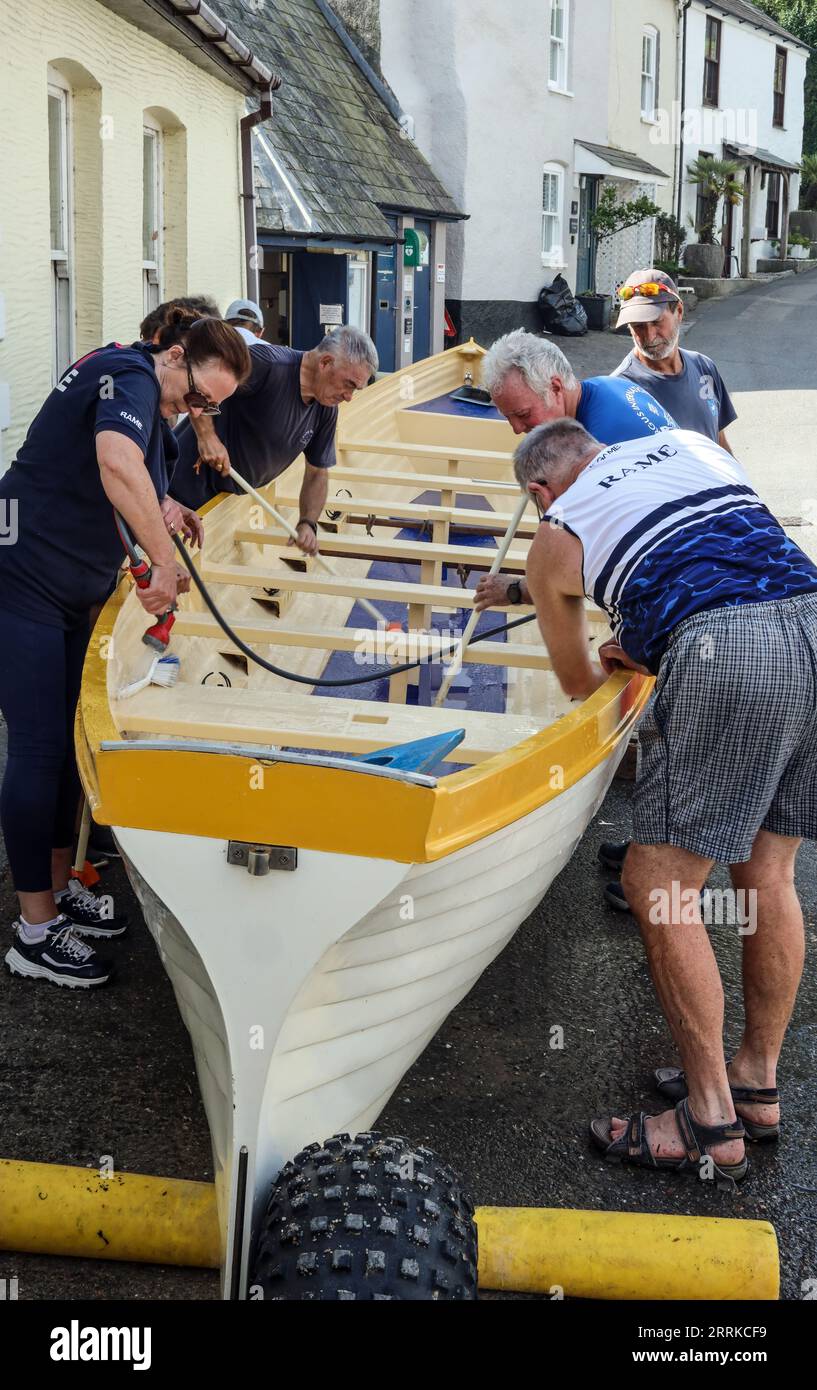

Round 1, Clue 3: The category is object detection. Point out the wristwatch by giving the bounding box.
[507,580,523,605]
[298,518,318,536]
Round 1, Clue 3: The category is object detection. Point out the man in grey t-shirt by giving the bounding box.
[612,269,737,452]
[170,322,377,556]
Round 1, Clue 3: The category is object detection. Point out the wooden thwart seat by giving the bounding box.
[116,684,542,765]
[172,612,557,671]
[272,494,540,538]
[198,562,611,627]
[338,438,514,478]
[234,528,530,573]
[329,466,520,498]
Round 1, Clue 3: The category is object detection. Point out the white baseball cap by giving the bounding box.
[225,298,264,328]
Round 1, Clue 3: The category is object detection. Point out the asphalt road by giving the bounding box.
[1,273,816,1302]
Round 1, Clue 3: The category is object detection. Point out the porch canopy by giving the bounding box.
[723,144,802,175]
[575,141,671,187]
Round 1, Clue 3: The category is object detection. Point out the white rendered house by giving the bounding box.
[377,0,677,337]
[677,0,808,276]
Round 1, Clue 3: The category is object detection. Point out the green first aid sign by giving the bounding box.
[403,229,422,267]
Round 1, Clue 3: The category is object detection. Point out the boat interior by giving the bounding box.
[107,344,611,780]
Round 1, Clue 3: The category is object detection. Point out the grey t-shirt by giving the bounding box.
[170,342,337,509]
[613,349,737,443]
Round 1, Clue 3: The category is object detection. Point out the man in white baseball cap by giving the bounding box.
[224,298,266,339]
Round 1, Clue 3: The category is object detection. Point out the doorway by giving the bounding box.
[259,251,291,346]
[576,176,600,294]
[374,215,398,373]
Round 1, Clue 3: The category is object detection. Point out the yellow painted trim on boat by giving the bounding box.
[77,574,651,864]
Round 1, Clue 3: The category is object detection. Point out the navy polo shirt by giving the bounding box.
[0,343,176,628]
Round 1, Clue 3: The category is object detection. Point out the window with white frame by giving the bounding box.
[48,75,73,381]
[542,165,565,266]
[549,0,569,92]
[142,122,163,317]
[641,26,659,120]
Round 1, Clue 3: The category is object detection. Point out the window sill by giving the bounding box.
[541,257,568,271]
[641,114,659,125]
[548,84,574,98]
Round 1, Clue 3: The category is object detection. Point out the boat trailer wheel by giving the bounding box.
[249,1132,478,1300]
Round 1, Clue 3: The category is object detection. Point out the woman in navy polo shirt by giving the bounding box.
[0,309,250,988]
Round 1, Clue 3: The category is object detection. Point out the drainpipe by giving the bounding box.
[676,0,692,229]
[241,89,277,302]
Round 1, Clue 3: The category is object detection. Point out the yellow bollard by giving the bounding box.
[0,1159,779,1300]
[0,1159,220,1269]
[476,1206,779,1300]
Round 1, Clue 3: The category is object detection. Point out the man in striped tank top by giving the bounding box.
[518,418,817,1188]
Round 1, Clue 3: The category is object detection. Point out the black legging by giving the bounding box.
[0,608,89,893]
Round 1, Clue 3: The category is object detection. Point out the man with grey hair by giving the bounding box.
[476,329,676,611]
[519,417,817,1188]
[171,323,377,556]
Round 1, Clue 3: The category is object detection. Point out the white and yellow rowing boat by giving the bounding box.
[76,342,650,1296]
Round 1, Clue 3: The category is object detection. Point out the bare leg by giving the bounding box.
[608,843,743,1166]
[16,847,73,926]
[728,831,805,1128]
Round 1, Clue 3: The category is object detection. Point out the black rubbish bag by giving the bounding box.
[538,275,588,337]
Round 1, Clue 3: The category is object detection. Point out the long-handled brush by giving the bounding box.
[228,465,389,627]
[71,799,101,888]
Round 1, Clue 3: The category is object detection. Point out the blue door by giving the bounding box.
[413,219,432,363]
[291,249,348,350]
[374,215,398,373]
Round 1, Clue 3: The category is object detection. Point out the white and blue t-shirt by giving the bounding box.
[575,375,677,444]
[546,430,817,674]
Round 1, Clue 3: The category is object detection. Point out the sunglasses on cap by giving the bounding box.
[183,358,220,416]
[618,282,677,303]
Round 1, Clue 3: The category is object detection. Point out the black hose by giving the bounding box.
[173,535,536,688]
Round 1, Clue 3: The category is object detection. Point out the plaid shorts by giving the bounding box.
[633,591,817,864]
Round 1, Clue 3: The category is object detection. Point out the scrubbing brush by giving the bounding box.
[117,653,181,701]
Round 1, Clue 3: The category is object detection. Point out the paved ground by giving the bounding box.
[1,272,816,1301]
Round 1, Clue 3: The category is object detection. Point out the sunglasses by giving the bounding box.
[618,282,676,303]
[532,485,549,522]
[183,359,220,416]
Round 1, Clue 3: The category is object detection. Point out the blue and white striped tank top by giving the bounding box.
[544,430,817,674]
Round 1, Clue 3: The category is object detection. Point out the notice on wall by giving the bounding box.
[403,274,413,292]
[320,304,344,325]
[436,263,446,283]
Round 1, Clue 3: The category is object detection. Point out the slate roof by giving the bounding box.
[215,0,463,242]
[698,0,810,51]
[724,142,803,171]
[576,142,671,180]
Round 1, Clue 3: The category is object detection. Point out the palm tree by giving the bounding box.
[801,154,817,211]
[686,156,744,244]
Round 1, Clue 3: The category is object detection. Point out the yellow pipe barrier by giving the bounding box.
[0,1160,779,1299]
[0,1159,220,1269]
[476,1206,779,1301]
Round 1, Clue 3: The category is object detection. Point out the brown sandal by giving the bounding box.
[590,1098,749,1190]
[653,1067,780,1142]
